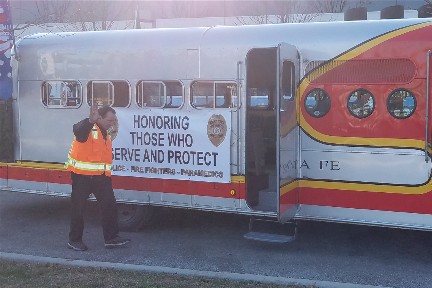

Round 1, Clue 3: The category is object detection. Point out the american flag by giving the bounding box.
[0,0,12,101]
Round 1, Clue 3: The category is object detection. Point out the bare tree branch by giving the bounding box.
[309,0,371,13]
[236,0,317,25]
[12,0,137,35]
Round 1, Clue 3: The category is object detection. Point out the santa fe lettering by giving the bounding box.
[319,160,340,171]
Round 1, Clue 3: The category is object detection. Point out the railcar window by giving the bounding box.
[347,89,375,119]
[165,81,183,108]
[247,87,272,109]
[87,80,130,107]
[41,81,82,108]
[216,83,237,108]
[137,81,165,108]
[191,82,212,108]
[191,81,237,109]
[387,89,416,119]
[136,81,183,108]
[112,81,130,107]
[304,88,330,118]
[281,61,295,112]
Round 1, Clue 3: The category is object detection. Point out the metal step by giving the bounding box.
[244,231,295,243]
[243,217,296,243]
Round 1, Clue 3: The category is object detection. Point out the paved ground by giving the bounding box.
[1,190,432,288]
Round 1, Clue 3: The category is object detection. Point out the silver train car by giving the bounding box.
[2,18,432,237]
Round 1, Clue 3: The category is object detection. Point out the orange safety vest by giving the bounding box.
[65,124,112,176]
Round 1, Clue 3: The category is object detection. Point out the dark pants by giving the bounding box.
[69,172,119,242]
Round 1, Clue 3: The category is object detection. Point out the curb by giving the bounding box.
[0,252,390,288]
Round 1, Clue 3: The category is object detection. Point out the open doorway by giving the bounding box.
[245,48,278,212]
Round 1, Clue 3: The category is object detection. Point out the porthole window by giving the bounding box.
[347,89,375,119]
[387,89,416,119]
[304,88,330,118]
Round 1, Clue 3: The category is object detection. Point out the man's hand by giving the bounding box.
[108,115,119,141]
[89,105,101,124]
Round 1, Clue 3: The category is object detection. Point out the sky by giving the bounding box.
[8,0,432,24]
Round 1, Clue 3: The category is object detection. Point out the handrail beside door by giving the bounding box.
[425,50,431,162]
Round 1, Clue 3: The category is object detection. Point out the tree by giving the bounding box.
[273,0,318,23]
[235,0,372,25]
[34,0,71,22]
[12,0,72,37]
[11,0,138,37]
[157,0,214,19]
[68,1,135,31]
[308,0,371,13]
[0,99,13,161]
[236,0,316,25]
[418,0,432,17]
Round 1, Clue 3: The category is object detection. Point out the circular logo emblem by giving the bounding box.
[207,114,227,147]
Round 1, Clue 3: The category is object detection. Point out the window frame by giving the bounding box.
[86,80,130,108]
[347,88,375,119]
[41,80,82,109]
[190,80,238,109]
[247,87,273,110]
[304,88,331,118]
[136,80,184,109]
[386,88,417,120]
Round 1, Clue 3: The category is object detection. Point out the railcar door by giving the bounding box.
[277,43,300,222]
[245,44,300,221]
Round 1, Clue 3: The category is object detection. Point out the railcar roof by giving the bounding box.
[17,18,432,53]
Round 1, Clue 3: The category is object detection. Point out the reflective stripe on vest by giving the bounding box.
[66,157,112,172]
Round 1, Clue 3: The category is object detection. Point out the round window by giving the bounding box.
[347,89,375,119]
[304,88,330,118]
[387,89,416,119]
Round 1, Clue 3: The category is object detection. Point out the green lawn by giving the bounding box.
[0,260,315,288]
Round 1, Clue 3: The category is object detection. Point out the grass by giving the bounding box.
[0,260,315,288]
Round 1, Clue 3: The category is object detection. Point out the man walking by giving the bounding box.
[66,105,130,251]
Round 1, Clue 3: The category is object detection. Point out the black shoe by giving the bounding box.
[67,241,88,251]
[105,236,130,248]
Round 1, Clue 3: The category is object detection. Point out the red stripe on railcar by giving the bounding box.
[294,187,432,214]
[4,165,245,199]
[0,165,7,180]
[112,175,245,199]
[7,166,48,183]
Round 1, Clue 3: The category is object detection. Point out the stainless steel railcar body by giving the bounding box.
[3,18,432,231]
